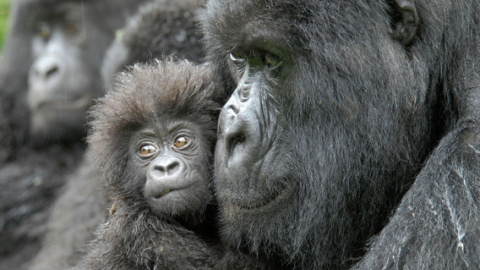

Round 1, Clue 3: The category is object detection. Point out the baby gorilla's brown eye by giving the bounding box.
[139,144,157,158]
[173,136,188,149]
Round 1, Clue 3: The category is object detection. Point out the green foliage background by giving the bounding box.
[0,0,10,51]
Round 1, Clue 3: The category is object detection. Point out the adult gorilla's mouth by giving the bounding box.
[241,188,294,210]
[29,95,91,111]
[219,179,295,212]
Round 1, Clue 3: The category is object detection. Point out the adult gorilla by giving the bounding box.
[202,0,480,269]
[0,0,146,148]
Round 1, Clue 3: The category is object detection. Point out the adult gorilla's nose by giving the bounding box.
[218,83,264,168]
[30,54,63,85]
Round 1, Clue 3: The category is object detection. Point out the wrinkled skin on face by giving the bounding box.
[130,121,212,217]
[201,0,480,269]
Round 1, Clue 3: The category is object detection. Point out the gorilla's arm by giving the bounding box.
[354,25,480,269]
[354,123,480,269]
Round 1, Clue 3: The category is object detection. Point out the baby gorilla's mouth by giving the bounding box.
[150,182,196,201]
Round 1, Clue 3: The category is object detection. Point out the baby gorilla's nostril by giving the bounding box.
[166,161,180,175]
[154,157,182,176]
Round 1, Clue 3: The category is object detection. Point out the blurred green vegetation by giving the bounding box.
[0,0,10,51]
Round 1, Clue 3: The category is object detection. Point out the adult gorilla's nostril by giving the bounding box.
[225,128,247,159]
[31,55,62,82]
[229,133,246,149]
[226,103,240,115]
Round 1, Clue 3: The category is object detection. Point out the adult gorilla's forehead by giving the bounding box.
[204,1,393,55]
[204,0,305,46]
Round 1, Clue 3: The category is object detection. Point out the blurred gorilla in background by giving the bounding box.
[0,0,146,149]
[28,1,209,269]
[0,0,147,268]
[102,0,205,91]
[202,0,480,269]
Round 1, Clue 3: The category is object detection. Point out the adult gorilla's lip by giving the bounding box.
[224,186,295,211]
[33,96,91,111]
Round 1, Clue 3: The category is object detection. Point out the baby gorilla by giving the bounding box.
[75,60,222,269]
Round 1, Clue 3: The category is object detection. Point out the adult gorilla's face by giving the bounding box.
[215,47,294,210]
[211,3,303,236]
[27,2,111,141]
[206,0,428,264]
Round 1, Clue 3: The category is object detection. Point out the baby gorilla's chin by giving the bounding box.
[146,181,210,217]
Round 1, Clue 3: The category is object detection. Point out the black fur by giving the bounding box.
[202,0,480,269]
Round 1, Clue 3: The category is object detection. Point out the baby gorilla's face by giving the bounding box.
[131,120,212,217]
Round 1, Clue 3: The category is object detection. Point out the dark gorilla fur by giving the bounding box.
[101,0,205,90]
[25,159,108,270]
[74,60,222,269]
[0,0,145,268]
[202,0,480,269]
[0,146,83,269]
[27,1,209,269]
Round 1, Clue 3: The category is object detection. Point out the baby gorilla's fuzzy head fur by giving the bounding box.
[88,59,220,221]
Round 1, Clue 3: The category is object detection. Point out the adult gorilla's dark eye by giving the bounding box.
[229,52,246,63]
[39,25,51,41]
[138,143,158,158]
[173,136,189,149]
[263,53,282,69]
